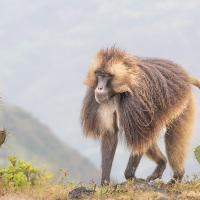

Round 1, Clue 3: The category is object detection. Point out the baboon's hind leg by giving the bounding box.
[145,143,167,181]
[165,96,195,184]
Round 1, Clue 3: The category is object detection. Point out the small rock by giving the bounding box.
[68,186,95,199]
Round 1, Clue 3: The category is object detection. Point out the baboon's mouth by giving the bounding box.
[95,94,109,104]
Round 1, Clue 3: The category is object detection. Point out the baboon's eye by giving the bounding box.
[107,80,112,87]
[95,71,112,78]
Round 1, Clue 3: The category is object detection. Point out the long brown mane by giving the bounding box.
[119,57,191,153]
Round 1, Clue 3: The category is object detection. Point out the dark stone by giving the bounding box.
[68,186,95,199]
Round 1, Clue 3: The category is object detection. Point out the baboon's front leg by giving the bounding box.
[124,154,143,180]
[101,132,118,185]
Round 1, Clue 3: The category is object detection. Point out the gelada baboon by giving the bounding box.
[81,47,200,185]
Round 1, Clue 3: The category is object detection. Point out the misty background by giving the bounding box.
[0,0,200,183]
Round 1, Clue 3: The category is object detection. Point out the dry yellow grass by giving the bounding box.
[0,176,200,200]
[0,180,70,200]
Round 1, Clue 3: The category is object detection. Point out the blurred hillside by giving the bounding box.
[0,0,200,182]
[0,104,100,182]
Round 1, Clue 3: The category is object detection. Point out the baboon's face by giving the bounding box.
[94,71,115,103]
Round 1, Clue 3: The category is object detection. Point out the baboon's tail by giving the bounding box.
[190,76,200,89]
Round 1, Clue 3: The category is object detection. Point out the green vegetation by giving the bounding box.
[195,145,200,163]
[0,156,51,188]
[0,156,71,199]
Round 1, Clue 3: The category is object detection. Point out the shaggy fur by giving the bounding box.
[81,47,200,184]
